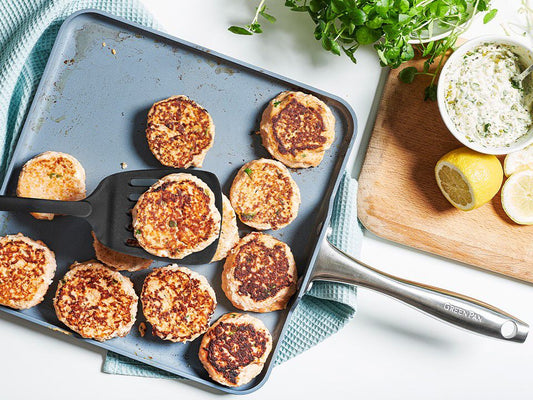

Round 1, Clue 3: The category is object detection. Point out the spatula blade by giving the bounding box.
[88,169,222,265]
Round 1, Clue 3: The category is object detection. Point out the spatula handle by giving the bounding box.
[0,196,92,217]
[310,239,529,342]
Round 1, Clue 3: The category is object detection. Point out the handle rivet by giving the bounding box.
[501,320,518,339]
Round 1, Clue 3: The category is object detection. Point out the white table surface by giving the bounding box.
[1,1,531,399]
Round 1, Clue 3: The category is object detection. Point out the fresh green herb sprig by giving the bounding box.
[231,0,498,99]
[229,0,276,35]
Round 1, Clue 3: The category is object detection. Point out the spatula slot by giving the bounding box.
[128,193,141,201]
[130,178,158,187]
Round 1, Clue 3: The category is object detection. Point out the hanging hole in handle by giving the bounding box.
[501,320,518,339]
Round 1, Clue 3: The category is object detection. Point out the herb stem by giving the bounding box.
[251,0,267,26]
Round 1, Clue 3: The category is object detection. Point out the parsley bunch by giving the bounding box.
[230,0,497,99]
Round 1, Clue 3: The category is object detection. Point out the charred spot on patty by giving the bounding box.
[205,322,268,384]
[271,98,326,156]
[232,238,292,301]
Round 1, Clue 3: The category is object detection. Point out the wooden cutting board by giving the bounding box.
[358,51,533,283]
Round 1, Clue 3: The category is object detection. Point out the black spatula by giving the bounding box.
[0,169,222,265]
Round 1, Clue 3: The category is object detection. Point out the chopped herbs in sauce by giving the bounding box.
[48,172,62,178]
[168,220,177,227]
[444,43,532,148]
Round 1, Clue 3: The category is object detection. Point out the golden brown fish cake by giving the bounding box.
[146,95,215,168]
[259,91,335,168]
[17,151,86,220]
[229,159,300,230]
[141,265,216,342]
[132,173,221,259]
[222,232,297,312]
[53,261,138,341]
[212,195,239,262]
[199,313,272,387]
[91,231,152,272]
[0,234,56,310]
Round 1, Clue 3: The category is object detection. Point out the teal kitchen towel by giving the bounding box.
[0,0,360,378]
[103,173,360,378]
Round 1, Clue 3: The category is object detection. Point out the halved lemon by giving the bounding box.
[435,147,503,211]
[504,143,533,177]
[501,169,533,225]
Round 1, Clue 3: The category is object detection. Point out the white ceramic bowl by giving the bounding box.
[408,7,475,44]
[437,35,533,155]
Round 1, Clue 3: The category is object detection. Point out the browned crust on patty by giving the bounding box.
[91,231,152,272]
[212,195,239,262]
[229,159,300,230]
[16,151,86,220]
[0,234,56,310]
[53,261,138,341]
[141,265,216,342]
[199,313,272,387]
[132,173,221,259]
[259,91,335,168]
[222,232,297,312]
[146,95,215,168]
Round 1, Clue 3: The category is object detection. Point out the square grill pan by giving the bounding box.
[0,10,358,394]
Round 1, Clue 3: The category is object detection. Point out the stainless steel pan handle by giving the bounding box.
[308,238,528,343]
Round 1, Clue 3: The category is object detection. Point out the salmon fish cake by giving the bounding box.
[91,231,152,272]
[222,232,297,312]
[212,195,239,262]
[260,91,335,168]
[17,151,86,220]
[141,265,216,342]
[230,158,300,230]
[146,95,215,168]
[0,234,56,310]
[53,261,138,341]
[132,173,221,259]
[199,313,272,387]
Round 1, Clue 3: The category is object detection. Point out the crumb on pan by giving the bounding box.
[139,322,147,337]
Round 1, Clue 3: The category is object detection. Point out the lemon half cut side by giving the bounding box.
[435,161,475,210]
[435,147,503,211]
[501,169,533,225]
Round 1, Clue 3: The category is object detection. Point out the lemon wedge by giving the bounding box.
[501,169,533,225]
[435,147,503,211]
[504,143,533,177]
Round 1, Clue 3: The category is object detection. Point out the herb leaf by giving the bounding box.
[424,85,438,101]
[259,10,276,23]
[241,213,256,221]
[399,66,417,84]
[483,9,498,24]
[228,26,253,35]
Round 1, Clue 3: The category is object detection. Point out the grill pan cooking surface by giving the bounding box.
[0,10,357,394]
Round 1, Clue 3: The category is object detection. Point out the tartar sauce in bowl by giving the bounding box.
[438,36,533,154]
